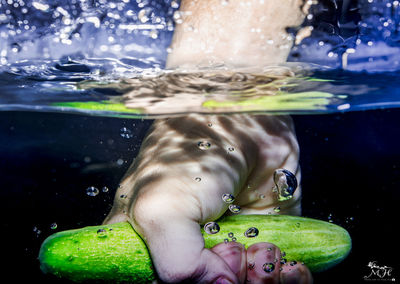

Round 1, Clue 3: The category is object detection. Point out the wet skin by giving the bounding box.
[105,0,313,283]
[104,115,312,283]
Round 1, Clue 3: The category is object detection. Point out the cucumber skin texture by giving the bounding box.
[39,215,351,283]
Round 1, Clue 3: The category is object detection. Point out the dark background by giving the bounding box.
[0,108,398,283]
[1,0,399,283]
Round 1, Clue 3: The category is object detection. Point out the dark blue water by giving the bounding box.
[0,109,398,283]
[1,0,400,283]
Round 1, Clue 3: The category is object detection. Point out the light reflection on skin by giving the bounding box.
[105,1,314,283]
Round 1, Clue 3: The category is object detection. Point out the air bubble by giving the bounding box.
[228,204,241,213]
[228,147,234,152]
[194,177,202,182]
[171,0,179,8]
[224,238,229,243]
[222,193,235,203]
[173,11,183,24]
[198,141,211,150]
[97,228,107,238]
[101,186,109,193]
[204,222,220,234]
[86,186,99,197]
[273,169,297,201]
[244,227,259,238]
[231,237,237,242]
[138,8,152,23]
[228,232,234,238]
[149,30,158,39]
[273,206,281,213]
[11,42,21,53]
[263,263,275,273]
[50,223,58,230]
[33,226,41,237]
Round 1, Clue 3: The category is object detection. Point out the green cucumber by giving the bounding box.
[39,215,351,283]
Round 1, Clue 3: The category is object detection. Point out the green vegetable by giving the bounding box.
[39,215,351,283]
[51,101,143,117]
[202,91,335,111]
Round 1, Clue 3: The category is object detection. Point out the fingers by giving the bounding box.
[280,261,313,284]
[246,243,282,284]
[211,242,247,283]
[246,242,313,284]
[131,192,239,284]
[140,218,240,284]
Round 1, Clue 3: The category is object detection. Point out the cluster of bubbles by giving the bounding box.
[0,0,180,64]
[33,222,57,237]
[120,127,134,139]
[290,0,400,71]
[203,220,304,275]
[225,231,236,243]
[196,124,298,213]
[33,226,41,237]
[1,0,399,72]
[86,185,109,197]
[248,248,302,273]
[203,223,260,240]
[325,213,355,226]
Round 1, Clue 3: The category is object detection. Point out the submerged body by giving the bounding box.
[105,0,313,283]
[104,114,308,283]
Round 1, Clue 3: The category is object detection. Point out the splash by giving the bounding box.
[290,0,400,72]
[0,0,179,65]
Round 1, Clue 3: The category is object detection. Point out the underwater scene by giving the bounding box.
[0,0,399,283]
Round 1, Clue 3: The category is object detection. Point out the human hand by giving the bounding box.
[104,114,308,283]
[211,241,312,284]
